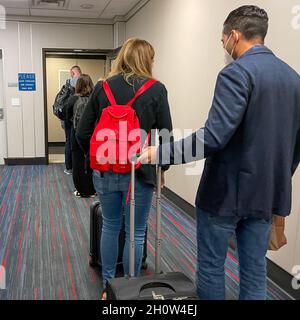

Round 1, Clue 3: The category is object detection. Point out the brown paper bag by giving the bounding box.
[268,215,287,251]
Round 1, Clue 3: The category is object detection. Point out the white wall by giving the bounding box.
[114,21,126,48]
[126,0,300,275]
[0,53,6,165]
[0,21,113,159]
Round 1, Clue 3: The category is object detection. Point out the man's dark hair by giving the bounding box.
[224,5,269,41]
[71,65,82,74]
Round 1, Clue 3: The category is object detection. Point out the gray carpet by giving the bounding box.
[0,164,292,300]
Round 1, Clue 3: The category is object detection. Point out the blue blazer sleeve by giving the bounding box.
[158,63,251,165]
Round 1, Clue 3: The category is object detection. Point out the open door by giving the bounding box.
[0,50,6,165]
[43,49,109,164]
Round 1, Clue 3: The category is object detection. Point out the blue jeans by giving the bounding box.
[196,208,272,300]
[93,170,154,288]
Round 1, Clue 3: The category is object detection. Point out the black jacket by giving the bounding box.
[159,46,300,220]
[76,74,173,186]
[66,95,79,124]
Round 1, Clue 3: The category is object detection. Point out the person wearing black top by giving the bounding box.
[76,38,173,300]
[66,74,96,198]
[63,65,82,175]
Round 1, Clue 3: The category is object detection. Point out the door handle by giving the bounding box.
[0,108,4,121]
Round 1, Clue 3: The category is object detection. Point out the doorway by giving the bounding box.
[43,49,114,165]
[0,50,7,165]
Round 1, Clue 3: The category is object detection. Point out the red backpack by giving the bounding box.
[90,79,157,173]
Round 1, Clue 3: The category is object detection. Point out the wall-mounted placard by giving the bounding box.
[18,73,36,91]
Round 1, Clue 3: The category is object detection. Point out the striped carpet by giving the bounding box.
[0,164,291,300]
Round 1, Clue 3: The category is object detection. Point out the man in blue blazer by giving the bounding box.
[139,5,300,300]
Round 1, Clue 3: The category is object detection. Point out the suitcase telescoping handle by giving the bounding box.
[155,165,162,275]
[129,156,162,277]
[129,156,136,278]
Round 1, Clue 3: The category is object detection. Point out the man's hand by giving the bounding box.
[138,148,166,188]
[138,146,158,164]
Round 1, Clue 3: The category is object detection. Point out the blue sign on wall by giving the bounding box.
[18,73,36,91]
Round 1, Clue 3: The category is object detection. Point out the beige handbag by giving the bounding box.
[268,215,287,251]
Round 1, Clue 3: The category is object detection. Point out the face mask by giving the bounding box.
[70,76,79,88]
[224,33,238,65]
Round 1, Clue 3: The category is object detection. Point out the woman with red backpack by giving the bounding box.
[76,38,173,300]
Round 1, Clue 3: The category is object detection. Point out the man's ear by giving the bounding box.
[232,30,241,42]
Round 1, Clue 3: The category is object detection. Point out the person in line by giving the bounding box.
[139,5,300,300]
[76,38,173,300]
[66,74,96,198]
[63,65,82,175]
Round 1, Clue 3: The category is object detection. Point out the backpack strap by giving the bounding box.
[127,79,157,106]
[103,80,117,105]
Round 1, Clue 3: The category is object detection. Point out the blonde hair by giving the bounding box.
[108,38,155,83]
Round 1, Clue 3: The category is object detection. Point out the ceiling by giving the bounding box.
[0,0,142,20]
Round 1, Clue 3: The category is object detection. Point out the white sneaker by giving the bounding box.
[64,169,72,175]
[74,191,82,198]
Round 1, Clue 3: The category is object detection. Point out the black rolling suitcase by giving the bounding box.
[106,160,198,300]
[89,201,148,272]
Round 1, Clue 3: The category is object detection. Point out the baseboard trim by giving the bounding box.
[162,187,196,219]
[162,186,299,300]
[266,259,299,300]
[4,158,48,166]
[49,142,65,147]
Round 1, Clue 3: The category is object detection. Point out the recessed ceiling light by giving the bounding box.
[80,4,94,10]
[32,0,66,8]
